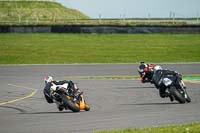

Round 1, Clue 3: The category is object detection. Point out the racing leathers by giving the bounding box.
[138,63,155,83]
[152,69,184,99]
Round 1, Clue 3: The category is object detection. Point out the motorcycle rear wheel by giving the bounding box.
[62,95,80,112]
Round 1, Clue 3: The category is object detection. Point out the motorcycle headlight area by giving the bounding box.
[163,78,172,86]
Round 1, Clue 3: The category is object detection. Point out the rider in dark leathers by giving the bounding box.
[152,66,184,100]
[138,62,156,83]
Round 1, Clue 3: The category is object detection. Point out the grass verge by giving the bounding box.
[0,33,200,64]
[94,122,200,133]
[0,1,89,24]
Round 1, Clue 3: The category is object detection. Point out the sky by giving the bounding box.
[58,0,200,18]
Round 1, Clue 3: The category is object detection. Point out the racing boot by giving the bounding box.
[163,92,174,101]
[160,92,170,98]
[54,100,64,111]
[164,92,170,97]
[58,105,64,111]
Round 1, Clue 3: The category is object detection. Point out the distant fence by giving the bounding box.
[0,17,200,26]
[0,25,200,33]
[0,7,199,26]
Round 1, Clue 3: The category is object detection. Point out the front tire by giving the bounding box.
[170,86,186,104]
[84,104,90,111]
[185,91,191,103]
[186,96,191,103]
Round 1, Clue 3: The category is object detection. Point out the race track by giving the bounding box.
[0,63,200,133]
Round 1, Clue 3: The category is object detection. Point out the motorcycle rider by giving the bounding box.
[138,62,156,83]
[152,66,185,101]
[43,76,81,111]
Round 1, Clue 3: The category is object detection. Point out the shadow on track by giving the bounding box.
[0,105,27,113]
[25,111,77,114]
[0,105,79,114]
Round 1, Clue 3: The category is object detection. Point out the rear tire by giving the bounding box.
[170,86,186,104]
[62,96,80,112]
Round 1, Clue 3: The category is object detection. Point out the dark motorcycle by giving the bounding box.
[158,74,191,103]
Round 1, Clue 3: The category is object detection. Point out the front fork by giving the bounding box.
[179,80,186,88]
[177,80,188,99]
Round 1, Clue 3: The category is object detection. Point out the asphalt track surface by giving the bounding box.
[0,63,200,133]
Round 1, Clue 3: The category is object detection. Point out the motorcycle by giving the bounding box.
[51,83,90,112]
[158,74,191,103]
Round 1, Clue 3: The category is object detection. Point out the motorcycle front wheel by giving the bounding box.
[84,104,90,111]
[170,86,186,104]
[184,91,191,103]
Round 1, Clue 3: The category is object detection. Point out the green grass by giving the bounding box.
[94,122,200,133]
[0,33,200,64]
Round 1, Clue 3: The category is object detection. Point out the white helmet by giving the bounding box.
[153,65,162,72]
[44,76,53,84]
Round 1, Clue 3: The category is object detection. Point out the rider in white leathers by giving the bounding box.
[43,76,81,111]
